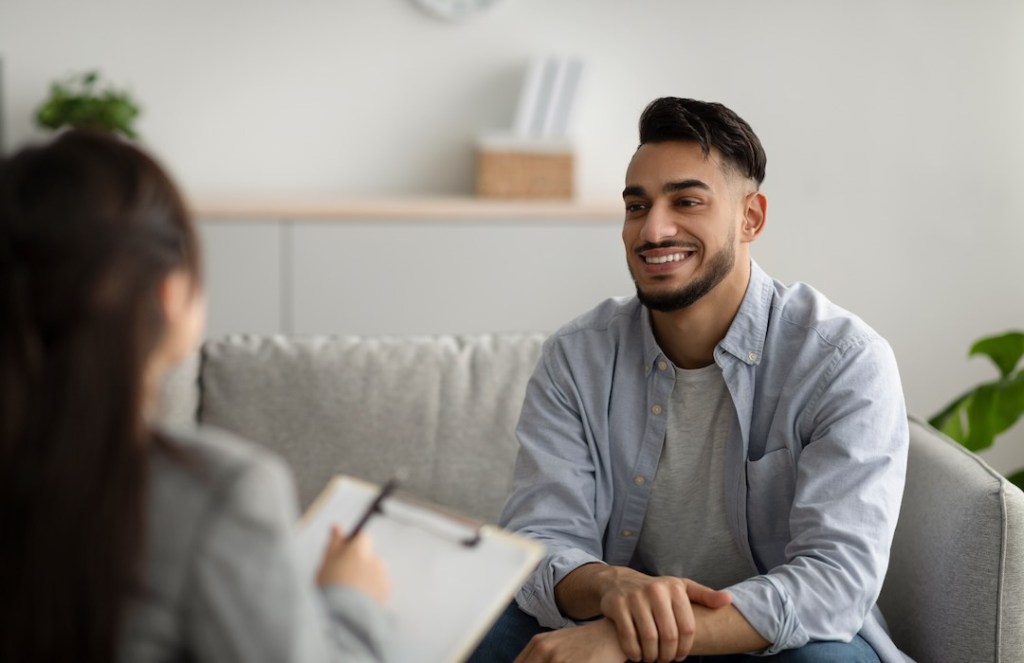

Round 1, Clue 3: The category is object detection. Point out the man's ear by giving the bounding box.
[740,190,767,243]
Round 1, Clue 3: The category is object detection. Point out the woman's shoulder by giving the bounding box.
[157,424,284,474]
[149,424,299,524]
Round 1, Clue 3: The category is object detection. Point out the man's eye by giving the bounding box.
[624,202,647,213]
[675,199,699,208]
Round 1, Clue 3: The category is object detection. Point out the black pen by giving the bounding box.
[347,477,400,539]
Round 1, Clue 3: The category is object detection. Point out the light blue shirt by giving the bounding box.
[500,260,910,660]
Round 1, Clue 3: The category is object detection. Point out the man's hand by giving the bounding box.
[514,619,626,663]
[556,564,733,662]
[601,571,732,662]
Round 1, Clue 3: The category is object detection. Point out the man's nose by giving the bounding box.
[640,202,678,244]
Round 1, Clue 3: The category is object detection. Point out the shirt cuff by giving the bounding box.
[515,547,605,629]
[726,575,809,656]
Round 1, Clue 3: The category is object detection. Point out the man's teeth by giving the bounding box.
[645,253,687,264]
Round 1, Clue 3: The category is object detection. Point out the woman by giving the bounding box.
[0,130,393,662]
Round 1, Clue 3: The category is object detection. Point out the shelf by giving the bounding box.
[191,196,622,221]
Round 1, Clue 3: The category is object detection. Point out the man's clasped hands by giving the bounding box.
[515,562,758,663]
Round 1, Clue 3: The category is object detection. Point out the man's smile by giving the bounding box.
[643,251,693,265]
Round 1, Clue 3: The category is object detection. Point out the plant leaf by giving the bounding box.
[970,331,1024,379]
[929,390,972,443]
[34,70,140,139]
[962,373,1024,452]
[1008,469,1024,493]
[930,372,1024,452]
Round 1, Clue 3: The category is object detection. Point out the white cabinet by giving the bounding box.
[196,200,630,338]
[198,220,285,338]
[290,220,630,336]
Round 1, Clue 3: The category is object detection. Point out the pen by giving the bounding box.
[347,477,400,539]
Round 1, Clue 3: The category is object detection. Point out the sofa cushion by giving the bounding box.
[878,415,1024,661]
[197,333,546,523]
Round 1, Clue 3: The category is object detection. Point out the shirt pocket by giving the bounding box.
[745,448,796,571]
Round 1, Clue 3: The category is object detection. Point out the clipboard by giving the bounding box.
[295,475,544,663]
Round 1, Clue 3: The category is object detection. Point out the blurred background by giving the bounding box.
[1,0,1022,472]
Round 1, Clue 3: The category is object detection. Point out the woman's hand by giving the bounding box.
[316,525,391,604]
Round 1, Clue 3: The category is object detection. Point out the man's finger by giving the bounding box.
[650,589,679,662]
[685,579,733,609]
[671,584,697,660]
[609,607,642,662]
[628,592,661,663]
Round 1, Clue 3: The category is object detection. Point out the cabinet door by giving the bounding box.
[198,220,284,338]
[290,220,633,336]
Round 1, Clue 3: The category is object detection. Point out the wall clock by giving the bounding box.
[410,0,503,21]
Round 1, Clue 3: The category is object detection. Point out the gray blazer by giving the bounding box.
[119,425,393,662]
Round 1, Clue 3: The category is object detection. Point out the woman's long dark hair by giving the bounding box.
[0,131,200,663]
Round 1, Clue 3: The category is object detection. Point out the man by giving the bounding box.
[473,98,909,662]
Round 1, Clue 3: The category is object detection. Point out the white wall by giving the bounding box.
[2,0,1023,473]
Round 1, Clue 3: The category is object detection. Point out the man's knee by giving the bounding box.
[769,635,880,663]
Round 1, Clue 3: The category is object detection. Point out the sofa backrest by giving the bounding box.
[878,415,1024,661]
[163,333,547,522]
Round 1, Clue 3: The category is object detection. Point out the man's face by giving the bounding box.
[622,141,751,312]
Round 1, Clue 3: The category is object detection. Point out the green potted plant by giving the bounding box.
[929,330,1024,488]
[35,70,140,139]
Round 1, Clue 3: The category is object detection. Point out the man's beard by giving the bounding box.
[629,237,736,312]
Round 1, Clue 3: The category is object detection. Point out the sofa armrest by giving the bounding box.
[878,415,1024,661]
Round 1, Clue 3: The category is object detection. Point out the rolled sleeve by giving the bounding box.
[727,575,808,655]
[516,551,606,629]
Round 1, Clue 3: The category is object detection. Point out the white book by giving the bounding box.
[296,475,544,663]
[538,56,571,138]
[512,57,547,137]
[545,57,584,138]
[526,56,562,137]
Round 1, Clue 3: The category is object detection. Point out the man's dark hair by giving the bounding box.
[638,97,766,186]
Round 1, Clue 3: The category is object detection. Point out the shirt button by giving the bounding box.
[657,360,669,371]
[748,352,759,362]
[621,530,633,538]
[633,475,646,486]
[651,404,663,415]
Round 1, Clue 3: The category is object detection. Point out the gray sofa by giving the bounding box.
[162,333,1024,662]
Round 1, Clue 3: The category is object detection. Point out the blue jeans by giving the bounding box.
[468,603,881,663]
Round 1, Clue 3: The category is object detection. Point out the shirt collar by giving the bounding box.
[717,259,772,366]
[638,258,774,370]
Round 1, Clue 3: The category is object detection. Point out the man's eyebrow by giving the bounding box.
[663,179,711,193]
[622,180,712,199]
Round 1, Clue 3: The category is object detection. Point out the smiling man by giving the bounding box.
[470,98,911,663]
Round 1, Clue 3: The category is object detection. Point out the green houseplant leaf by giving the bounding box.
[971,331,1024,379]
[930,330,1024,490]
[35,70,140,139]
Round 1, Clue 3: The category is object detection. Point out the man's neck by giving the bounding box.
[649,261,752,370]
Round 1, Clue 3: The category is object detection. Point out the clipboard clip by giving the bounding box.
[350,477,482,548]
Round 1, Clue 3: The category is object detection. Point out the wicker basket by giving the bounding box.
[476,149,574,199]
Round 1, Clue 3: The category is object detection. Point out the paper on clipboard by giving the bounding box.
[295,475,544,663]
